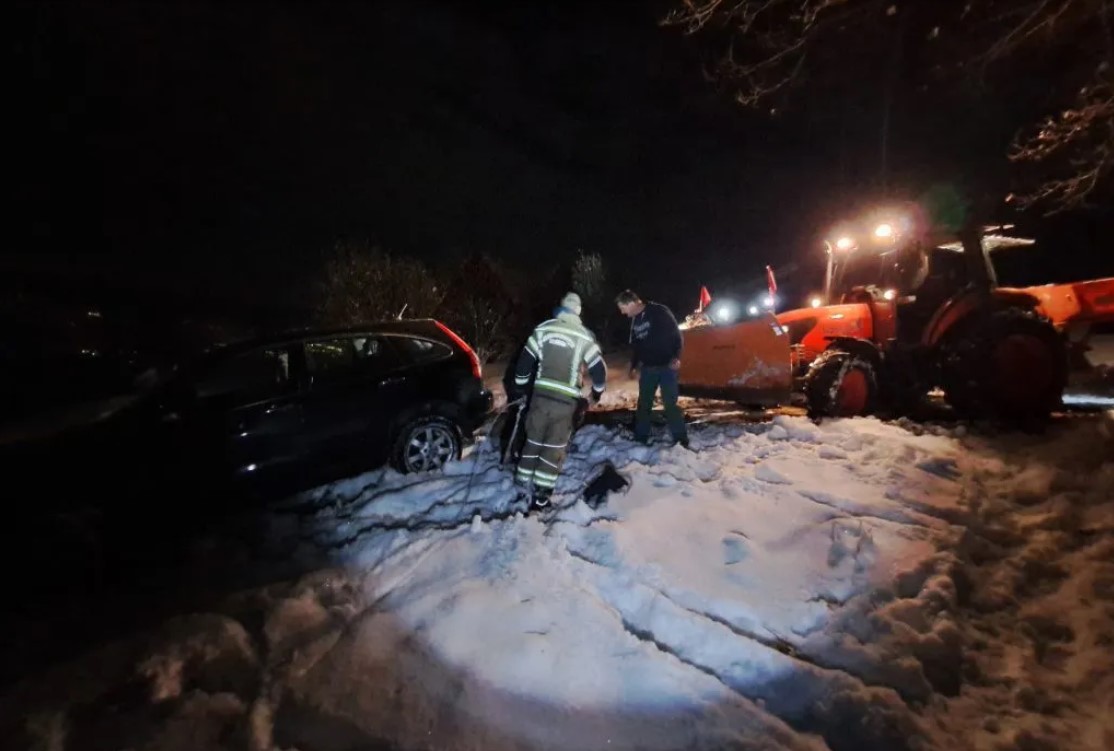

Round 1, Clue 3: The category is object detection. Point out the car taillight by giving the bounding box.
[434,320,482,378]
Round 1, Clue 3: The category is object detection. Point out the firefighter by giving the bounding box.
[615,289,689,448]
[510,292,607,510]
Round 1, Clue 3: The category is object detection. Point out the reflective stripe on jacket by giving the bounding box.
[514,312,606,402]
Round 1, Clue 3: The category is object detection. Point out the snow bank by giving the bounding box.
[4,409,1113,751]
[1,614,259,751]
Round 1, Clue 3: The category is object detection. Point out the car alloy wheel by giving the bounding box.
[402,421,458,473]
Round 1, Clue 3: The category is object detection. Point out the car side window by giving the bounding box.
[306,335,399,386]
[196,347,292,406]
[392,336,452,365]
[305,339,352,386]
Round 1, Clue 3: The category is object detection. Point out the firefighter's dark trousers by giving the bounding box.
[515,393,577,493]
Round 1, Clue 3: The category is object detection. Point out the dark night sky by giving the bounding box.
[8,1,1113,314]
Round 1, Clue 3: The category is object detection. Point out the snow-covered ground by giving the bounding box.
[3,376,1114,750]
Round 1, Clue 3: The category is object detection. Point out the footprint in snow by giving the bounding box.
[722,536,748,565]
[755,464,793,485]
[916,457,961,481]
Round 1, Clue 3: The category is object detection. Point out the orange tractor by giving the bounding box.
[678,211,1114,421]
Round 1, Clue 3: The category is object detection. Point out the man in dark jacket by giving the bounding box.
[616,289,688,448]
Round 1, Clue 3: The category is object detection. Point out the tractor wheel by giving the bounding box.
[805,348,878,418]
[940,308,1067,421]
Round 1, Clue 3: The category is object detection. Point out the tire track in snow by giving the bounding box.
[795,488,941,531]
[561,545,921,751]
[565,544,920,702]
[549,546,758,707]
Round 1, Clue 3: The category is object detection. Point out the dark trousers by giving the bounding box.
[634,366,687,443]
[516,395,578,492]
[499,396,588,466]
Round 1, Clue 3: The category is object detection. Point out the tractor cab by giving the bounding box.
[801,216,1085,419]
[822,222,1025,346]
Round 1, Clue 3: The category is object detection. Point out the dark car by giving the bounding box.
[3,319,493,506]
[168,319,492,480]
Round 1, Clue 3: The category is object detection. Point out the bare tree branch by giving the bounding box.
[1009,75,1114,210]
[666,1,877,110]
[665,0,1114,212]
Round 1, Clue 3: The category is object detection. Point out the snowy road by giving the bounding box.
[3,407,1114,750]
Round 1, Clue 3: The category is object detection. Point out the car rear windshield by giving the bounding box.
[391,335,453,365]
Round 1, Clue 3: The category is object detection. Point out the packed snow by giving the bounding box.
[3,379,1114,750]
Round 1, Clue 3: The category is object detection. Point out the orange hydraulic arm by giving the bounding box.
[1006,277,1114,329]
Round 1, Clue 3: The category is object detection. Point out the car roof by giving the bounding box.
[199,319,451,361]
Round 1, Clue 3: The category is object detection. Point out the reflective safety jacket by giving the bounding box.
[514,312,607,402]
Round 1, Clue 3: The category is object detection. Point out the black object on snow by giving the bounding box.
[582,461,630,509]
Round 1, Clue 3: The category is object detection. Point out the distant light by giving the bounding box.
[747,305,759,316]
[245,464,258,472]
[762,295,775,309]
[835,236,854,251]
[1063,393,1114,406]
[883,289,897,301]
[874,223,894,239]
[810,297,822,308]
[87,310,102,318]
[715,305,733,322]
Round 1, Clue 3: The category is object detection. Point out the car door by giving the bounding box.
[188,343,305,479]
[300,334,410,463]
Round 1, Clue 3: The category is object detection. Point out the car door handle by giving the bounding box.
[379,377,404,386]
[265,403,298,414]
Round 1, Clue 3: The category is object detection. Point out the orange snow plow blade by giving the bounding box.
[678,317,793,406]
[1004,277,1114,328]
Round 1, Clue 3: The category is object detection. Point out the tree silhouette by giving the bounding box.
[665,0,1114,211]
[436,252,517,364]
[315,242,443,326]
[570,249,616,345]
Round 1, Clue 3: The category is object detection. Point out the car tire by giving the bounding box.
[391,414,462,474]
